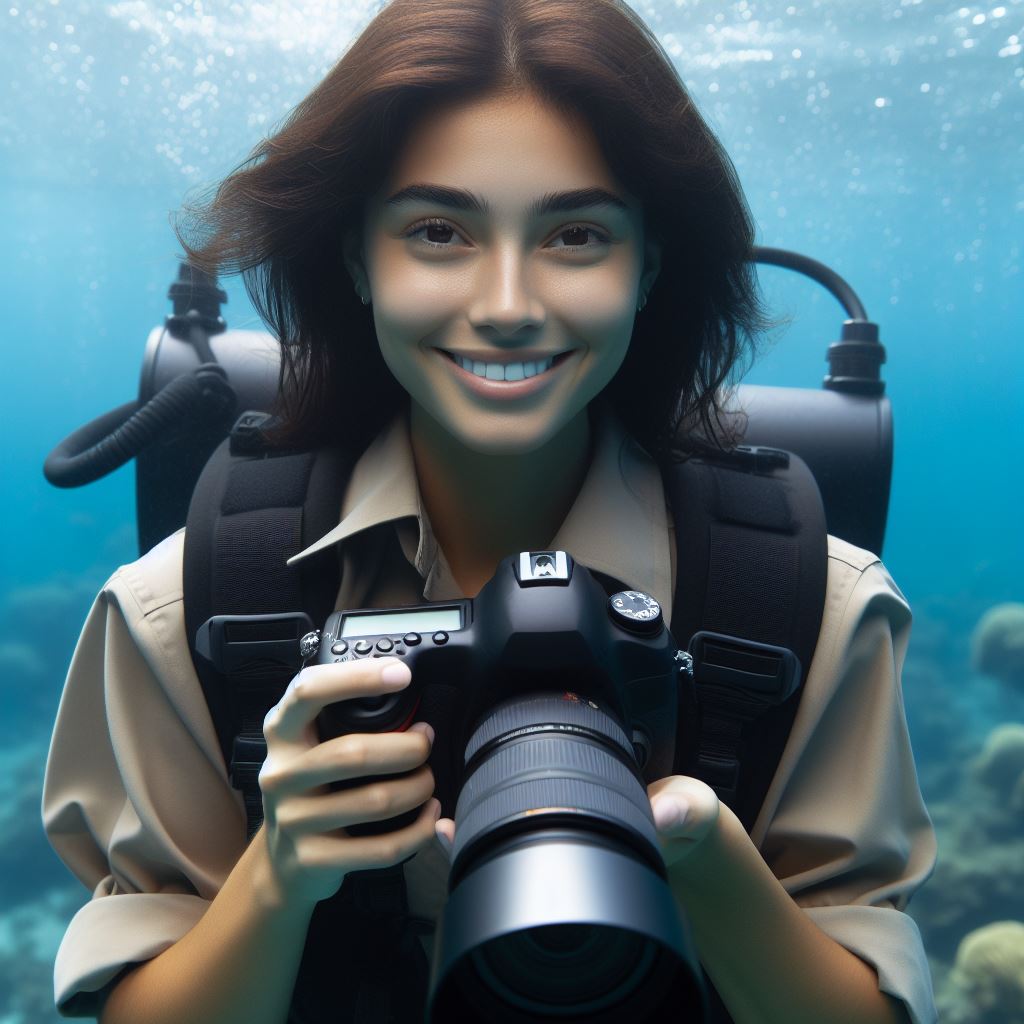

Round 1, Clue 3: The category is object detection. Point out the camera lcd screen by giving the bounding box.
[339,606,463,638]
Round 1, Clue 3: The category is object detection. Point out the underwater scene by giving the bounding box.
[2,0,1022,1020]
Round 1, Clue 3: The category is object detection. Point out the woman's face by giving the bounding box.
[345,89,661,456]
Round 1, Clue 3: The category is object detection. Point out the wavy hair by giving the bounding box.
[175,0,772,462]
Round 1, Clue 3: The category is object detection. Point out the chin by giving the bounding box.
[447,423,560,458]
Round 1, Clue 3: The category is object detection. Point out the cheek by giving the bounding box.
[370,244,466,331]
[548,258,634,317]
[550,262,638,332]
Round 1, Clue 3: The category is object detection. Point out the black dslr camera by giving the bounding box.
[302,550,708,1023]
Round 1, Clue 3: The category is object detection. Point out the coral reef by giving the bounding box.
[937,920,1024,1024]
[0,742,87,1024]
[909,721,1024,974]
[970,723,1024,793]
[972,603,1024,692]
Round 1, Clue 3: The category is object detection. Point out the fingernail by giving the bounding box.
[653,797,688,832]
[408,721,435,744]
[380,660,412,687]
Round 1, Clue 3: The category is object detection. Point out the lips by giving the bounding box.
[436,347,575,398]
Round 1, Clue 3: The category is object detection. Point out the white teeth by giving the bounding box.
[452,353,557,381]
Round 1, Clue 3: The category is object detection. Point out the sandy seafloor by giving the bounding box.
[1,1,1022,1021]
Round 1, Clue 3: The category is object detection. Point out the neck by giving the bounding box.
[409,404,593,595]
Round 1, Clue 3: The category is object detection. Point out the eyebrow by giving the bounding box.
[383,183,629,217]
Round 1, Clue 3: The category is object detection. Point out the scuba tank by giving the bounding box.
[42,249,892,558]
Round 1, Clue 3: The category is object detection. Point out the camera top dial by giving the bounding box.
[608,590,662,635]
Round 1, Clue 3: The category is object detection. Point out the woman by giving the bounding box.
[42,1,937,1022]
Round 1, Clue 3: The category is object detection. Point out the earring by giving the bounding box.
[637,294,647,312]
[355,283,370,306]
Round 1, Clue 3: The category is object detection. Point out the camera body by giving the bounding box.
[306,549,681,789]
[301,551,707,1021]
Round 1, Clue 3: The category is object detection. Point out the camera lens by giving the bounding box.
[470,924,658,1013]
[427,692,706,1023]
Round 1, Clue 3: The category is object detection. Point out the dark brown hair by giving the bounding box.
[175,0,772,462]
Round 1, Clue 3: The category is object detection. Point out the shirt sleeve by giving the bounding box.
[749,544,938,1024]
[41,530,248,1018]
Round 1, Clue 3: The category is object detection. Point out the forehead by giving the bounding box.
[374,91,638,216]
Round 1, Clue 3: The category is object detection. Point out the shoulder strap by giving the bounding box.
[664,445,828,834]
[184,416,354,833]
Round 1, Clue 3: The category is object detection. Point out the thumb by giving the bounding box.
[652,794,689,832]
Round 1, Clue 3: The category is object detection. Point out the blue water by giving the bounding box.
[1,1,1021,1021]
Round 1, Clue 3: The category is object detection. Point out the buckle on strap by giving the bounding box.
[194,613,315,681]
[703,445,791,474]
[689,631,801,703]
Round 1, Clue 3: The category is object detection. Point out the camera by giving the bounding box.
[302,550,708,1023]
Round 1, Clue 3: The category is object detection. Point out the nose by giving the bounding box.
[467,247,545,338]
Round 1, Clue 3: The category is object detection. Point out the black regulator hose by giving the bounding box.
[43,363,235,488]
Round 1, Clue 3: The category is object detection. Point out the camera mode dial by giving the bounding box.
[608,590,662,635]
[299,630,321,660]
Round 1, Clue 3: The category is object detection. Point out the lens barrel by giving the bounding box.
[427,692,707,1023]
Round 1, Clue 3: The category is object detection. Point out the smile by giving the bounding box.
[436,348,576,398]
[439,349,574,379]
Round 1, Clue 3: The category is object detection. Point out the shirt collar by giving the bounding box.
[285,409,419,568]
[287,399,673,618]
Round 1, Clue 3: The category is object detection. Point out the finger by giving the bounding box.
[302,796,442,873]
[278,763,436,833]
[266,658,412,745]
[272,726,434,795]
[647,776,720,840]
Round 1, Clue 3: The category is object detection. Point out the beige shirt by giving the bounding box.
[42,403,937,1023]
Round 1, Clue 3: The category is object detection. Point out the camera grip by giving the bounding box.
[316,694,428,837]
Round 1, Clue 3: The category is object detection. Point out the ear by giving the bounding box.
[639,230,662,300]
[342,227,369,296]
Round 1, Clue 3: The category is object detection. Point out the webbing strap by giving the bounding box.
[286,865,433,1024]
[664,450,827,1024]
[665,449,827,833]
[185,438,353,812]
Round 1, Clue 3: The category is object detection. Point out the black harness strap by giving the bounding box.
[185,427,353,828]
[665,446,828,832]
[664,446,827,1024]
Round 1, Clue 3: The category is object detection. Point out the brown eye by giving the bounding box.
[550,225,610,250]
[405,217,466,249]
[425,222,455,245]
[560,226,591,247]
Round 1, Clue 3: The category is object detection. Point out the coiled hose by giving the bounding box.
[43,363,235,488]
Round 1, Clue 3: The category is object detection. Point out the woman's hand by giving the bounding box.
[435,775,720,870]
[257,656,440,911]
[646,774,721,871]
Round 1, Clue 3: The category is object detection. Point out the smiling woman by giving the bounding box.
[172,0,769,469]
[337,89,662,590]
[40,2,936,1024]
